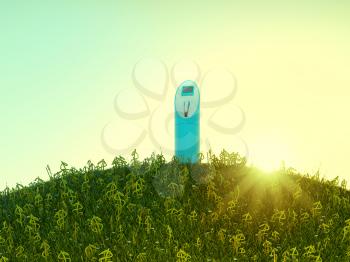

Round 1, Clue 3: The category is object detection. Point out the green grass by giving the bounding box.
[1,149,350,261]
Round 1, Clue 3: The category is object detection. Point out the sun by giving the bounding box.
[249,136,291,173]
[252,151,283,172]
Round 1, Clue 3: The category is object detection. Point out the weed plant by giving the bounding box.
[0,150,350,261]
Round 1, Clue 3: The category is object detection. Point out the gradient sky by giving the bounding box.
[1,1,350,191]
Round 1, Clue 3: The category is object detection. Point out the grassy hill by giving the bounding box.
[1,150,350,261]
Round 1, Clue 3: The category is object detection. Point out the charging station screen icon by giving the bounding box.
[181,86,194,96]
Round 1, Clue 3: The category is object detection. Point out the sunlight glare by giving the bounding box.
[249,137,290,173]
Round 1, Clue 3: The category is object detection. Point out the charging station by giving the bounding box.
[174,80,200,163]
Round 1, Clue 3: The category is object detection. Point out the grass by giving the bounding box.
[0,149,350,261]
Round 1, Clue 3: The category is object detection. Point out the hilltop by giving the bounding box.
[0,150,350,261]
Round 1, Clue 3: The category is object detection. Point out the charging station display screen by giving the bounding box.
[182,86,194,96]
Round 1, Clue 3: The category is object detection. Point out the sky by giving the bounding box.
[1,1,350,191]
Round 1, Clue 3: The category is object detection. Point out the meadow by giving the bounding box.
[1,150,350,261]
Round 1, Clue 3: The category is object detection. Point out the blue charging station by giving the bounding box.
[174,80,200,163]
